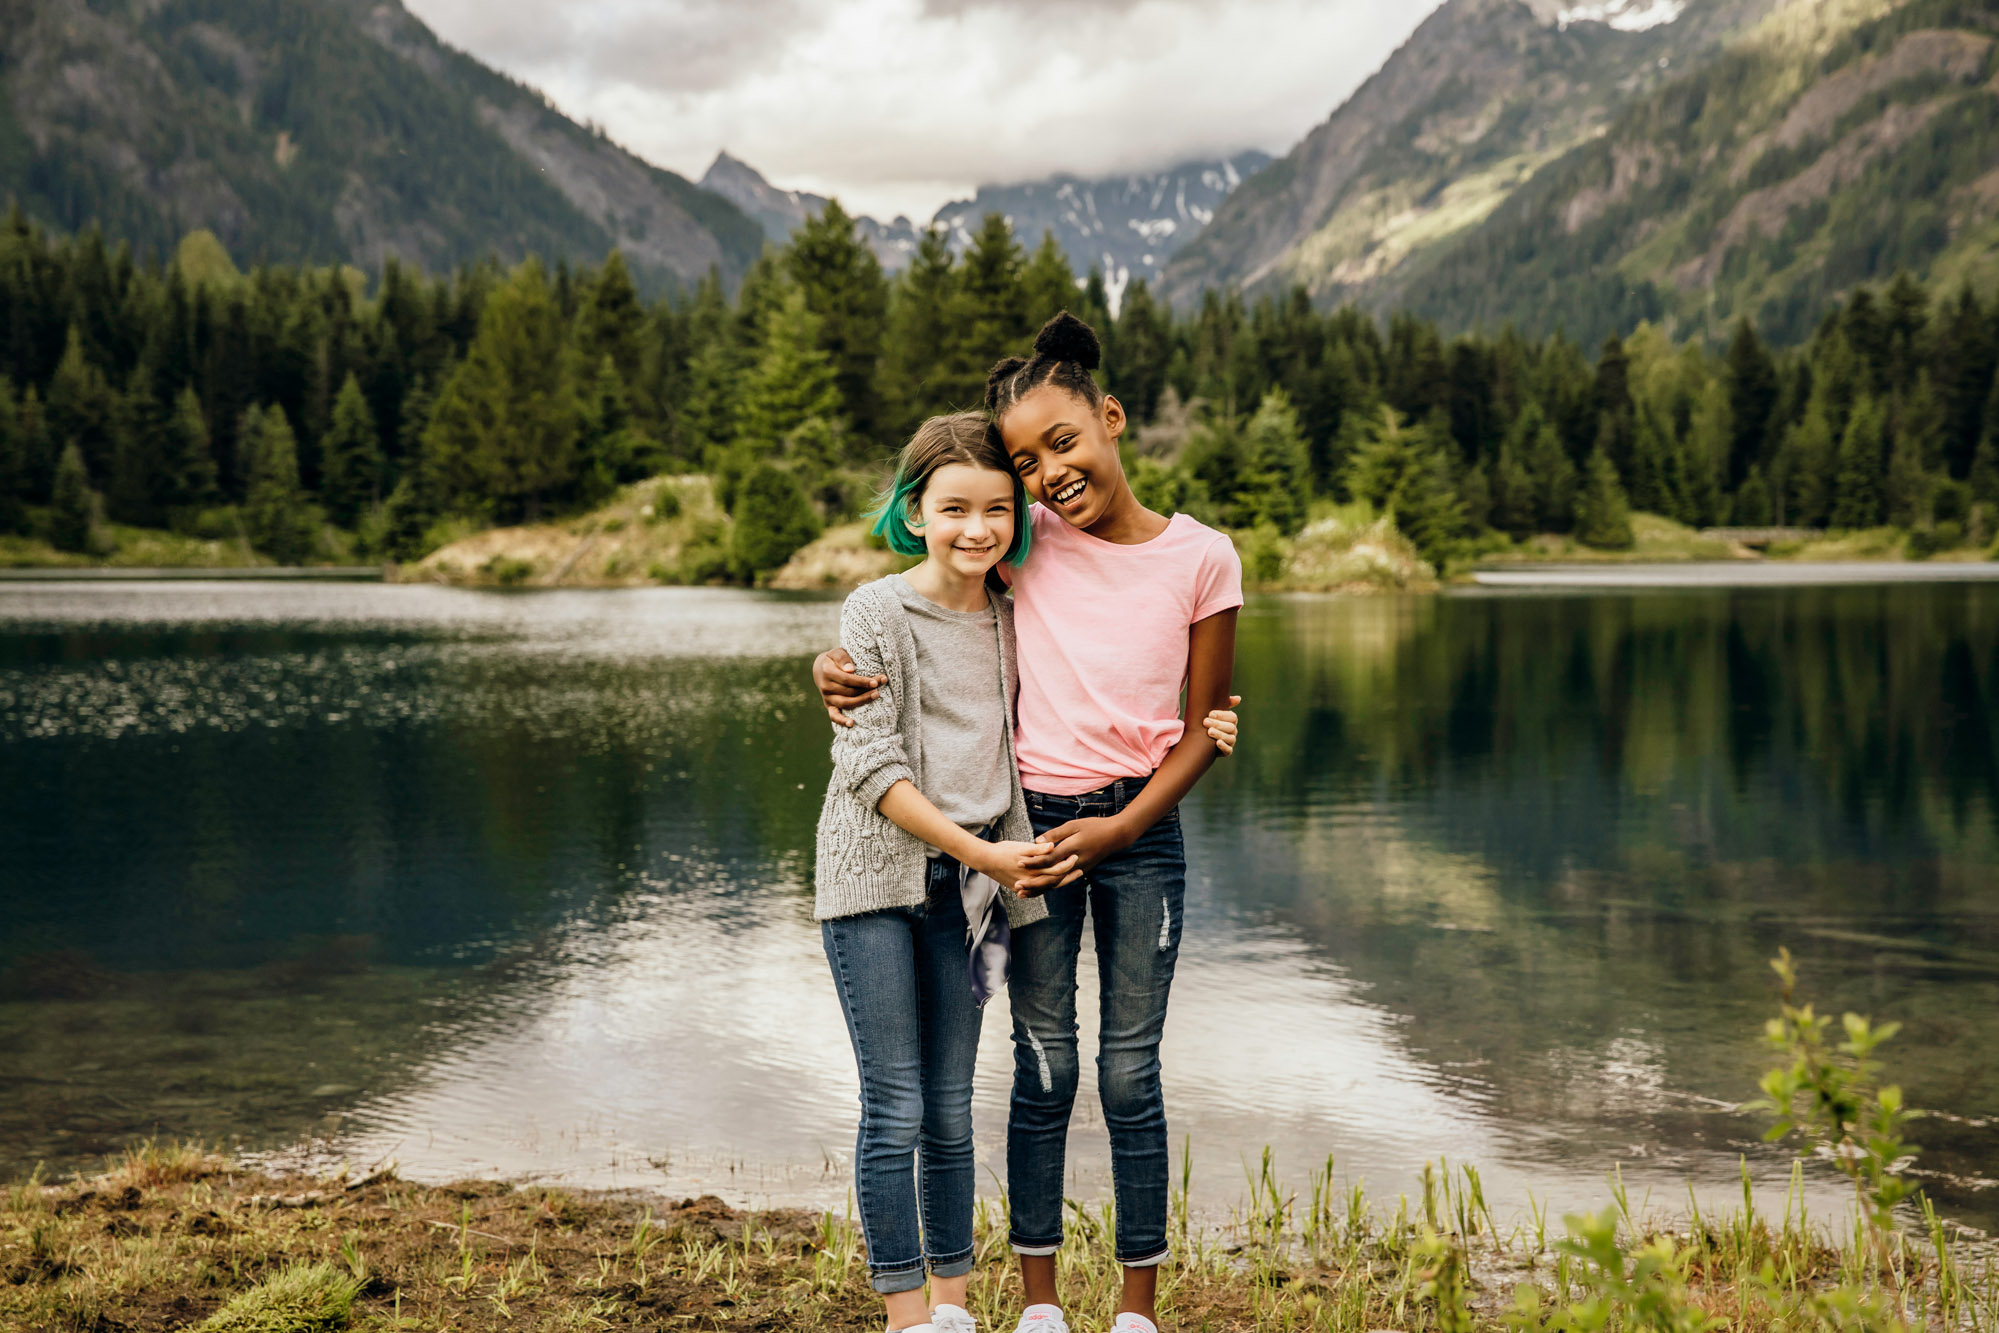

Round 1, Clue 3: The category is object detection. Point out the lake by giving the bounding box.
[2,580,1995,1232]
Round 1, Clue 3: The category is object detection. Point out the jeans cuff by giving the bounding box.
[1117,1246,1171,1268]
[868,1259,928,1294]
[1010,1236,1062,1257]
[928,1247,976,1279]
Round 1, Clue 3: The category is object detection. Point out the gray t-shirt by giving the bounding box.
[892,576,1014,846]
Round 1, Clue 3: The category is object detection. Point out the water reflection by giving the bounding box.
[2,582,1994,1228]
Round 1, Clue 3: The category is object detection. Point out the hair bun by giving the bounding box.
[984,356,1029,413]
[1032,311,1101,371]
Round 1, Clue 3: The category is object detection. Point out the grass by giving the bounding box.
[0,525,271,569]
[1265,504,1440,592]
[8,953,1987,1331]
[2,1139,1990,1333]
[404,475,733,588]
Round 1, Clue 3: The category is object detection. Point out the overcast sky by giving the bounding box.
[400,0,1448,222]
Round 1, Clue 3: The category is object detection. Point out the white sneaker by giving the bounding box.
[1014,1305,1068,1333]
[931,1304,977,1333]
[1111,1315,1159,1333]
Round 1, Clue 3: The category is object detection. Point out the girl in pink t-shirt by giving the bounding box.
[819,313,1241,1333]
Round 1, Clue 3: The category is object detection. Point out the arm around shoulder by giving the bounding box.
[827,589,913,807]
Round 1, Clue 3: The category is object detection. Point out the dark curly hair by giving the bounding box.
[985,310,1106,424]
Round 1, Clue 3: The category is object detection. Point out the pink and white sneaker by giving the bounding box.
[1012,1305,1068,1333]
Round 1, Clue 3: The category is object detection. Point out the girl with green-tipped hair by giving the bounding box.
[811,412,1238,1333]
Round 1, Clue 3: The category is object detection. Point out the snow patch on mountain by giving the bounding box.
[1549,0,1687,31]
[699,149,1270,311]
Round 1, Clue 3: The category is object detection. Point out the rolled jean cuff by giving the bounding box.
[1118,1246,1171,1268]
[1010,1235,1062,1257]
[868,1259,928,1295]
[929,1247,976,1279]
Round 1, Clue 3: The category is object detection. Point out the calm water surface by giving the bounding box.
[2,581,1995,1229]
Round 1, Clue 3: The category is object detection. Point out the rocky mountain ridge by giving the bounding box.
[703,149,1271,310]
[0,0,763,290]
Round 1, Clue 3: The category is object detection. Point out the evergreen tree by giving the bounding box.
[425,259,579,521]
[0,378,25,533]
[1236,389,1311,535]
[241,406,319,564]
[1020,232,1078,328]
[108,375,172,527]
[1627,403,1679,518]
[786,201,887,447]
[1683,380,1731,527]
[1724,317,1778,487]
[1346,406,1465,566]
[319,374,384,527]
[957,213,1028,390]
[1575,445,1634,548]
[1783,397,1837,527]
[1524,409,1579,533]
[680,339,739,465]
[164,386,219,518]
[1490,435,1536,539]
[1830,395,1887,529]
[1184,410,1246,521]
[1593,335,1636,480]
[1969,432,1999,506]
[731,462,821,579]
[1109,280,1172,425]
[877,226,963,435]
[576,355,645,503]
[573,250,652,415]
[46,327,118,480]
[735,288,843,455]
[50,442,99,553]
[15,388,51,506]
[1884,425,1931,529]
[1734,466,1774,527]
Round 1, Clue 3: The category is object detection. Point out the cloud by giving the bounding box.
[403,0,1446,221]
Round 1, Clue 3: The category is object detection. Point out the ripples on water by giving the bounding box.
[2,581,1995,1228]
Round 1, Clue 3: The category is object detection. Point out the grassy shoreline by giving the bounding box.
[4,1141,1991,1333]
[8,478,1991,593]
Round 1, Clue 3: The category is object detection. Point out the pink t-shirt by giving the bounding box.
[1009,504,1244,796]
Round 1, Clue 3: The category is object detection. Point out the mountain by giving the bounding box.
[0,0,764,291]
[1159,0,1782,313]
[1164,0,1999,349]
[703,149,1271,308]
[1391,0,1999,344]
[931,151,1273,310]
[699,151,923,270]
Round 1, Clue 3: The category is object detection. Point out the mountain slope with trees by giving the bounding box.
[0,0,763,292]
[1159,0,1781,312]
[1393,0,1999,345]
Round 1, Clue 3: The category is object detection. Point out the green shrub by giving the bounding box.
[1906,522,1962,560]
[482,555,534,586]
[730,464,820,580]
[195,1261,361,1332]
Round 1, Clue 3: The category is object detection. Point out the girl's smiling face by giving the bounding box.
[908,462,1017,579]
[1000,385,1128,529]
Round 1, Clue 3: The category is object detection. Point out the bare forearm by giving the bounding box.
[1113,728,1218,838]
[876,780,986,863]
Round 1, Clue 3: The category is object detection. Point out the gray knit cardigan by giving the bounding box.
[813,576,1048,927]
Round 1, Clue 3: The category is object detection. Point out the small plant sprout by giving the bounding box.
[1750,948,1921,1272]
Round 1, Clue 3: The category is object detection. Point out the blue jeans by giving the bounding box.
[822,853,985,1294]
[1006,777,1185,1266]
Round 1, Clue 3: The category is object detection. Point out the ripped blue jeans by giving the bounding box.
[1006,777,1185,1267]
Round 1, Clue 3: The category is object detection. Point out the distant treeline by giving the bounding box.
[1,201,1996,572]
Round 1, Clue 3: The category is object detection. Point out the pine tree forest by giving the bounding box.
[4,200,1997,579]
